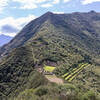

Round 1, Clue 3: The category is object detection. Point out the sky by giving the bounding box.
[0,0,100,37]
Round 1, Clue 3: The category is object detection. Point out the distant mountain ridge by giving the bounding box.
[0,35,12,47]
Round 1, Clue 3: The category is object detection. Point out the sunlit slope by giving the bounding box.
[44,65,56,72]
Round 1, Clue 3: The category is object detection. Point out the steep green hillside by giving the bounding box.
[10,84,100,100]
[0,11,100,99]
[0,46,48,99]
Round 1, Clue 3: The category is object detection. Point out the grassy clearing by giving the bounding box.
[44,65,56,72]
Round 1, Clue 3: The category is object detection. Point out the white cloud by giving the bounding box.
[0,15,36,37]
[12,0,61,9]
[20,3,37,9]
[82,0,100,5]
[53,0,60,4]
[53,11,64,14]
[4,33,17,37]
[0,0,8,12]
[41,0,61,8]
[63,0,70,3]
[41,3,53,7]
[13,0,37,9]
[13,0,47,4]
[13,0,50,9]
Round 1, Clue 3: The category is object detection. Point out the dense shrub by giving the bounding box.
[81,90,99,100]
[35,87,48,96]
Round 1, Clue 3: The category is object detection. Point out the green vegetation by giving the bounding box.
[0,11,100,99]
[10,83,100,100]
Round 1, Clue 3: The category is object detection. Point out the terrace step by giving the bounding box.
[62,63,90,82]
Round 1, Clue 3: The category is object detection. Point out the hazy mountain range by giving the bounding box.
[0,35,12,47]
[0,11,100,100]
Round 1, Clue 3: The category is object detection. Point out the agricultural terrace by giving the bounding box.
[62,63,90,82]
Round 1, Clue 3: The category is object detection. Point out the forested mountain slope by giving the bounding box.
[0,11,100,100]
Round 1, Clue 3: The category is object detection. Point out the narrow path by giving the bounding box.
[31,47,35,60]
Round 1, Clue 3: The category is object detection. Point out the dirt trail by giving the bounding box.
[45,75,63,84]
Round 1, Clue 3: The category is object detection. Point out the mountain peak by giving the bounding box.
[42,11,54,17]
[45,11,53,14]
